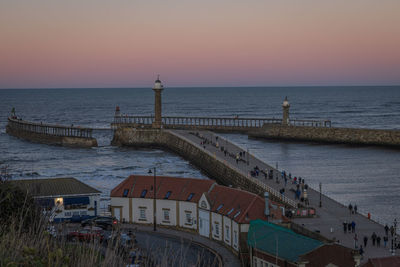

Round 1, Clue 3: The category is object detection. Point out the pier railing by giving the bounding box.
[7,117,94,138]
[113,115,331,129]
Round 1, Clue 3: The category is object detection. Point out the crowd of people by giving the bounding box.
[190,131,311,205]
[342,204,399,258]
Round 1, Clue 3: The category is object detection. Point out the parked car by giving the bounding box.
[67,229,104,242]
[81,216,118,230]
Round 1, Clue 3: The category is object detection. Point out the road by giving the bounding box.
[122,224,240,267]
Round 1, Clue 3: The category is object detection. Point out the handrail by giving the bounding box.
[7,117,93,138]
[113,115,331,128]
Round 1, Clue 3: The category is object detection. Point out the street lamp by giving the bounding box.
[148,167,157,231]
[392,219,397,255]
[319,182,322,208]
[247,148,249,166]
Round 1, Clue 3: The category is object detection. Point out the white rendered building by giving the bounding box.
[110,175,285,253]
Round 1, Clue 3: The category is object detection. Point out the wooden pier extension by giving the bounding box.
[6,117,98,147]
[112,115,330,132]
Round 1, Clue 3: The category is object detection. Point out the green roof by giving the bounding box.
[247,219,323,263]
[11,177,101,197]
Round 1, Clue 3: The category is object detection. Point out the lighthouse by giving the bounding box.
[152,75,164,128]
[282,96,290,125]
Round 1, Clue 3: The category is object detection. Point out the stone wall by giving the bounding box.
[249,124,400,147]
[112,128,292,206]
[6,124,97,148]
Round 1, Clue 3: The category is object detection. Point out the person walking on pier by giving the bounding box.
[363,236,368,247]
[390,225,394,237]
[371,232,377,246]
[359,245,364,259]
[348,204,353,214]
[383,236,388,247]
[385,224,389,236]
[376,236,381,247]
[343,221,348,233]
[351,221,356,233]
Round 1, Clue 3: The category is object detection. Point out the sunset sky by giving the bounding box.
[1,0,399,88]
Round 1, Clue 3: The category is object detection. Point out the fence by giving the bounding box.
[113,115,330,129]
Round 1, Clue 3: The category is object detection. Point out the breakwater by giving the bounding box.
[111,127,297,208]
[249,124,400,147]
[6,117,98,147]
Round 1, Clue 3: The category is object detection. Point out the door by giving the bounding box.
[114,207,121,221]
[94,201,97,217]
[199,209,210,237]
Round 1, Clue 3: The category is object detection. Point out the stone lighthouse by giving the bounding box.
[282,96,290,125]
[152,75,164,128]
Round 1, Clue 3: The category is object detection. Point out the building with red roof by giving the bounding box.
[361,256,400,267]
[110,175,285,254]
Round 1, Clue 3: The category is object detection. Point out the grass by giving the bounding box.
[0,171,223,267]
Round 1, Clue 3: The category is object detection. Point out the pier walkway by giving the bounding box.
[173,129,396,261]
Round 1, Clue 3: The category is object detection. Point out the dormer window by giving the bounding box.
[164,191,172,199]
[227,208,234,215]
[123,189,129,197]
[234,211,241,218]
[140,189,147,198]
[216,204,224,212]
[187,193,195,201]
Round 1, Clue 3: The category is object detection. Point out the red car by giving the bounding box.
[67,229,104,242]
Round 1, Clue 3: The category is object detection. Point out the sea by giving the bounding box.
[0,86,399,226]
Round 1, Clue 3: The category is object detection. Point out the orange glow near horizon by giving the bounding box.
[0,0,399,88]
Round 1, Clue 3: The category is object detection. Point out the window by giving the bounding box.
[227,208,234,215]
[65,212,71,217]
[163,209,170,221]
[139,208,146,220]
[80,211,87,215]
[225,226,230,241]
[123,189,129,197]
[185,211,192,224]
[216,204,223,212]
[234,230,238,245]
[187,193,195,201]
[73,211,79,216]
[214,222,220,237]
[164,191,172,199]
[233,211,241,218]
[140,189,147,198]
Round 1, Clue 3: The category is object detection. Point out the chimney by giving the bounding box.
[264,192,270,217]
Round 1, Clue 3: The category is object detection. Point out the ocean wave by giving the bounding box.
[112,166,138,171]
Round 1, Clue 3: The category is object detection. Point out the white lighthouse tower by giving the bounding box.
[152,75,164,128]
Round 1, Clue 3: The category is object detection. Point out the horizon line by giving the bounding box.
[1,84,399,90]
